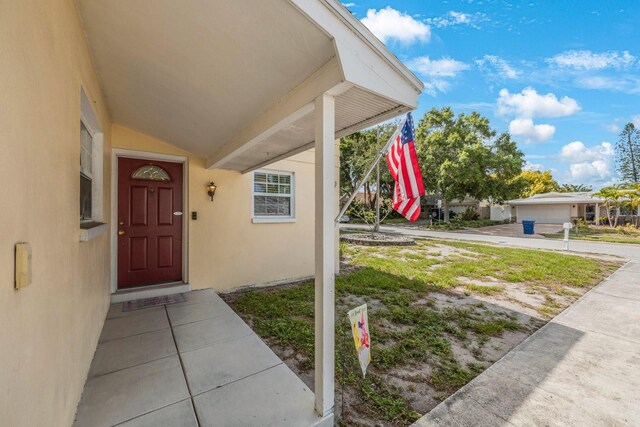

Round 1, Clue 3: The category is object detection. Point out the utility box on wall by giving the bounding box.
[15,242,32,289]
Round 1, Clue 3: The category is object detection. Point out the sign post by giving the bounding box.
[347,304,371,377]
[562,222,573,251]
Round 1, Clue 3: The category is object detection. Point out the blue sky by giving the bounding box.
[344,0,640,189]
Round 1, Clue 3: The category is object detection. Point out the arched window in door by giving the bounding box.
[131,165,171,181]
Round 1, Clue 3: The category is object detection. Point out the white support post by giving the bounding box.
[595,204,600,225]
[314,93,335,418]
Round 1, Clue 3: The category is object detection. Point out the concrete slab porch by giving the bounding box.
[74,289,331,427]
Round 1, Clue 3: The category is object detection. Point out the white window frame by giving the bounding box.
[79,88,105,241]
[251,169,296,223]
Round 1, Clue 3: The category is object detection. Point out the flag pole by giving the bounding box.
[335,119,405,225]
[374,128,381,232]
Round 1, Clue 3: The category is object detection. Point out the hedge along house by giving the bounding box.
[0,1,422,426]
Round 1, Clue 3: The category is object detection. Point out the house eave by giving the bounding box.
[317,0,424,94]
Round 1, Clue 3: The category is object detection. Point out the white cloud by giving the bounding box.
[422,79,451,97]
[559,140,614,163]
[524,162,545,171]
[342,2,356,7]
[509,118,556,142]
[547,50,636,70]
[408,56,470,77]
[476,55,520,79]
[557,141,615,183]
[569,161,610,181]
[361,7,431,44]
[604,122,621,133]
[576,75,640,94]
[426,11,483,28]
[497,87,581,118]
[407,56,470,96]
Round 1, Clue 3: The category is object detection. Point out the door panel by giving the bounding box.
[157,236,174,268]
[157,187,174,226]
[117,157,183,288]
[129,237,148,271]
[130,186,148,225]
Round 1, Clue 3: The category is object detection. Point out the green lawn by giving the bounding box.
[543,225,640,245]
[224,239,620,426]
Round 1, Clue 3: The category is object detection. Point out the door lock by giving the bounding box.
[118,230,125,235]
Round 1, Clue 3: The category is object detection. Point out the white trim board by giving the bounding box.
[110,148,190,293]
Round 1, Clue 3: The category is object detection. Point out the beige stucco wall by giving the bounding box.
[0,1,112,426]
[111,125,324,291]
[0,3,341,425]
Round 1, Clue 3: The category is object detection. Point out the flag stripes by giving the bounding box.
[386,113,425,222]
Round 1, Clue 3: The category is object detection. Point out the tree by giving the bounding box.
[518,170,559,198]
[415,107,525,221]
[559,183,593,192]
[596,183,640,228]
[484,132,527,203]
[339,122,397,208]
[616,123,640,183]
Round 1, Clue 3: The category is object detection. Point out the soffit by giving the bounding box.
[78,0,335,157]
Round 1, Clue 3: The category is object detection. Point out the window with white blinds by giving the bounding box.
[253,171,294,219]
[80,121,93,221]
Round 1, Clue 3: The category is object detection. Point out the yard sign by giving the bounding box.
[348,304,371,377]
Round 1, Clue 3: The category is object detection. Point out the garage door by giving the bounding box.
[517,205,571,224]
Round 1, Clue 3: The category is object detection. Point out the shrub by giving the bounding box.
[460,207,479,221]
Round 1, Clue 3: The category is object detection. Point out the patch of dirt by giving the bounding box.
[252,287,546,427]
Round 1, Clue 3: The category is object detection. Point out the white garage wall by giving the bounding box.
[516,204,572,224]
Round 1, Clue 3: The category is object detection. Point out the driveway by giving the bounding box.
[342,224,640,426]
[453,222,563,239]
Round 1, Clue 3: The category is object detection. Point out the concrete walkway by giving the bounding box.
[344,224,640,426]
[74,289,325,427]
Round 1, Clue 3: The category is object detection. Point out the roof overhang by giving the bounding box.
[77,0,423,172]
[507,198,605,205]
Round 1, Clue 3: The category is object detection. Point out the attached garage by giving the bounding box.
[507,192,605,225]
[516,204,571,224]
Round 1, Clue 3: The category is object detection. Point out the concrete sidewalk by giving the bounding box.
[342,224,640,426]
[413,260,640,426]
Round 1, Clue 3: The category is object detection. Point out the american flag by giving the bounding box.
[386,113,425,221]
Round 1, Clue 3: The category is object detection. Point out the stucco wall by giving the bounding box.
[111,125,326,291]
[0,1,112,426]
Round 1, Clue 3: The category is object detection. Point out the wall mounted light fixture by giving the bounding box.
[207,181,217,201]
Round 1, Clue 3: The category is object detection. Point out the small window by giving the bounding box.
[80,122,93,221]
[253,170,294,221]
[79,88,104,227]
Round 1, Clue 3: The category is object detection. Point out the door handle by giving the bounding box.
[173,212,183,216]
[118,230,125,235]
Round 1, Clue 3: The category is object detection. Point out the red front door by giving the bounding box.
[117,157,183,289]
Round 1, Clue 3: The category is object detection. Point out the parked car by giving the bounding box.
[429,208,457,221]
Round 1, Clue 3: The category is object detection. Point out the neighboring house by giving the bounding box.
[424,195,491,219]
[489,204,515,222]
[0,2,422,426]
[507,192,604,224]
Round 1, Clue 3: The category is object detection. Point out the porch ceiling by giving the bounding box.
[78,0,423,172]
